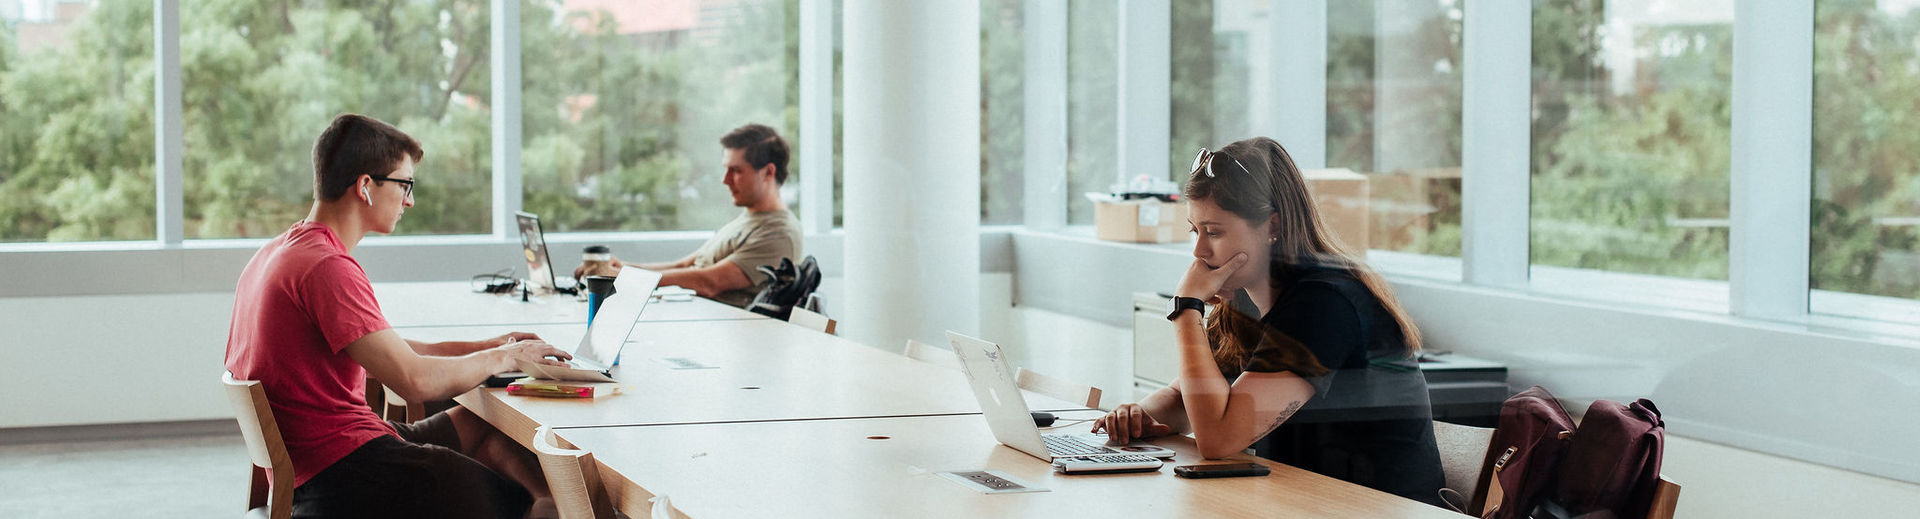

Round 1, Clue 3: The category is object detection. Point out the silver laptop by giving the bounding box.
[945,331,1176,460]
[515,266,663,382]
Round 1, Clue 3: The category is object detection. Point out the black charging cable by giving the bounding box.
[470,269,519,294]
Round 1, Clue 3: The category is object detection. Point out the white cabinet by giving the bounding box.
[1131,292,1179,391]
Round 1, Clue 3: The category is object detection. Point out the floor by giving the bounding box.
[0,433,252,518]
[0,306,1137,518]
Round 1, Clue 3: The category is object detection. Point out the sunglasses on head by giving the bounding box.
[1191,148,1250,179]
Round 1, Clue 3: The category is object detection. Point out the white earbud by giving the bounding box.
[362,185,372,206]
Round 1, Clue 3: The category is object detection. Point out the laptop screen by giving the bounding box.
[515,212,556,294]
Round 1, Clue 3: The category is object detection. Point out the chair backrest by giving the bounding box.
[223,371,294,519]
[1645,476,1681,519]
[1432,420,1495,511]
[1013,366,1103,409]
[788,306,836,335]
[381,384,426,423]
[901,339,963,370]
[532,426,617,519]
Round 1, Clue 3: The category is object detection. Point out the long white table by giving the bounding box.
[555,413,1465,518]
[418,319,1086,448]
[385,281,1454,517]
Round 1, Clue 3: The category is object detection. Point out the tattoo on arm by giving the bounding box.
[1259,400,1305,439]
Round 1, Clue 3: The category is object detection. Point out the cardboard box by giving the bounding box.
[1368,167,1460,252]
[1095,199,1190,243]
[1301,168,1370,255]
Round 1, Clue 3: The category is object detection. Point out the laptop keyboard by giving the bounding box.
[1043,434,1120,456]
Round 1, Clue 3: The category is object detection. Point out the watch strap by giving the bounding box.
[1167,296,1206,321]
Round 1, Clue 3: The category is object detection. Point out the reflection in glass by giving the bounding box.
[1328,0,1463,258]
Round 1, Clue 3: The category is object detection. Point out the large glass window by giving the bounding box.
[520,0,796,233]
[1328,0,1464,259]
[1064,0,1117,225]
[0,2,155,242]
[1529,0,1732,281]
[1811,0,1920,306]
[982,0,1024,225]
[182,1,493,238]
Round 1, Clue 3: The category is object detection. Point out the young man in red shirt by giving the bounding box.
[225,114,572,518]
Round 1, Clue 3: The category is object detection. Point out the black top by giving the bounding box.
[1220,265,1444,506]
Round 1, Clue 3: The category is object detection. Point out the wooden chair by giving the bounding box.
[1013,366,1103,409]
[223,372,293,519]
[787,307,836,335]
[532,425,619,519]
[1431,420,1494,511]
[1645,475,1682,519]
[901,339,963,370]
[381,385,427,423]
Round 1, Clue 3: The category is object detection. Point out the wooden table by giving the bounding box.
[376,281,766,328]
[442,319,1088,447]
[554,413,1464,518]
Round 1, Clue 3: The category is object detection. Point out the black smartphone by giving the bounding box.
[1173,462,1271,478]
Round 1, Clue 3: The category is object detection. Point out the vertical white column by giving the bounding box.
[154,0,183,245]
[1023,0,1067,229]
[1460,0,1530,289]
[799,0,835,235]
[1117,0,1170,184]
[1269,0,1327,168]
[491,0,523,239]
[1729,0,1813,320]
[843,1,981,348]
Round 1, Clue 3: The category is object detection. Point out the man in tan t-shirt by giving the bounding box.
[576,124,802,307]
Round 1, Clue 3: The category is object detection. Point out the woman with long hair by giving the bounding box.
[1092,136,1443,505]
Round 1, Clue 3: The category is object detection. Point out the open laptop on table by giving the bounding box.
[515,211,570,295]
[507,266,663,383]
[945,331,1176,464]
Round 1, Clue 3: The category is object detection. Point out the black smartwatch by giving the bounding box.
[1167,296,1206,321]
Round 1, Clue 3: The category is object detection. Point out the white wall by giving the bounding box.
[1,292,234,428]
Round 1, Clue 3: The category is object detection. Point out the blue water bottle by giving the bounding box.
[584,275,617,326]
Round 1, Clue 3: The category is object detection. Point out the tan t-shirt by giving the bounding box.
[693,209,803,307]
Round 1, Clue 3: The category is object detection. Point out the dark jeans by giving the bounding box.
[291,412,532,519]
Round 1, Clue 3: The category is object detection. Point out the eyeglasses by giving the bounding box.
[370,175,415,199]
[1191,148,1250,179]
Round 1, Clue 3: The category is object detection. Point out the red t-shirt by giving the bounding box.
[225,221,397,487]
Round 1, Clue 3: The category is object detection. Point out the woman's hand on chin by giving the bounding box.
[1178,252,1248,302]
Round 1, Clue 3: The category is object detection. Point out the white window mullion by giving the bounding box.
[154,0,183,246]
[799,0,835,235]
[1459,0,1530,289]
[491,0,524,239]
[1729,0,1813,321]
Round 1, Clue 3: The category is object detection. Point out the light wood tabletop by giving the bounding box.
[555,413,1464,519]
[443,319,1089,448]
[375,281,766,328]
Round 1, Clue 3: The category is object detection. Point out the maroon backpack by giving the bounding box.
[1473,386,1576,519]
[1542,399,1666,519]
